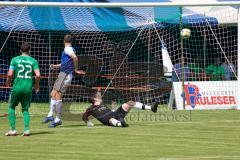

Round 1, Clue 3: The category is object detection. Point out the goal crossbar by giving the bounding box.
[0,1,240,7]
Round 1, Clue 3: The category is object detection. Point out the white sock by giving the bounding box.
[55,100,62,123]
[54,116,61,123]
[134,102,151,110]
[109,118,122,127]
[47,99,56,117]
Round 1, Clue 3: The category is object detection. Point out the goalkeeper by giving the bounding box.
[82,92,159,127]
[5,42,40,136]
[42,34,85,128]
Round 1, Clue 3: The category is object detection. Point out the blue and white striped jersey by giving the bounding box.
[60,46,76,74]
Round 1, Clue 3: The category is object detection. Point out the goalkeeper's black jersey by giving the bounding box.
[82,104,114,125]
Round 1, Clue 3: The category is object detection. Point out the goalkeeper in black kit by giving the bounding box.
[82,92,159,127]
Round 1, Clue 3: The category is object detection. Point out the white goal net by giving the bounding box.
[0,2,239,112]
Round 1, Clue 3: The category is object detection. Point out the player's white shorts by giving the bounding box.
[53,72,73,93]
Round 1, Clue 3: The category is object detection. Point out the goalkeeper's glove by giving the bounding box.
[87,121,94,127]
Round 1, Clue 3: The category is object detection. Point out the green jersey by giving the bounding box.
[10,55,39,92]
[205,64,225,81]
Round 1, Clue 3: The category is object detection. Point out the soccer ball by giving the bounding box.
[181,28,191,39]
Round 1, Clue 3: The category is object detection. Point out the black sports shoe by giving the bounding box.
[151,102,159,113]
[119,117,129,127]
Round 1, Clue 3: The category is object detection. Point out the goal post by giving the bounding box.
[238,6,240,110]
[0,1,240,112]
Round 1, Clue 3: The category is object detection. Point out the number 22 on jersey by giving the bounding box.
[17,64,32,78]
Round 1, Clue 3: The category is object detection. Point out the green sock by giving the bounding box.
[8,107,16,131]
[23,110,30,131]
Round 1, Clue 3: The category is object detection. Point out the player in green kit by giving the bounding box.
[5,42,40,136]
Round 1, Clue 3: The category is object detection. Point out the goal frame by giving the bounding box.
[1,1,240,109]
[0,1,240,7]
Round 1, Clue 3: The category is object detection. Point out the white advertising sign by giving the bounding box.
[173,81,238,110]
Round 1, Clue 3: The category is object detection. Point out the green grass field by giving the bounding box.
[0,102,240,160]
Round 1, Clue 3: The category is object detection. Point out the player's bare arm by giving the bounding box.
[34,69,41,93]
[70,53,85,75]
[5,69,14,87]
[50,64,61,69]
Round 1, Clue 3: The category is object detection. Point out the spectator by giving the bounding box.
[172,62,190,82]
[205,57,225,81]
[221,57,236,80]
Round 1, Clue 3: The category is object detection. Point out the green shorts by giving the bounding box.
[9,89,32,109]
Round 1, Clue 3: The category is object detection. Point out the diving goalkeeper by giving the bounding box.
[82,92,159,127]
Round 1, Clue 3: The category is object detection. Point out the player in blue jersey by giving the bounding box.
[42,34,85,128]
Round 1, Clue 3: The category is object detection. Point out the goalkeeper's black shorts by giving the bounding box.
[99,106,128,126]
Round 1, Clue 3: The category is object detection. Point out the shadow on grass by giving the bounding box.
[63,123,104,128]
[30,131,54,136]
